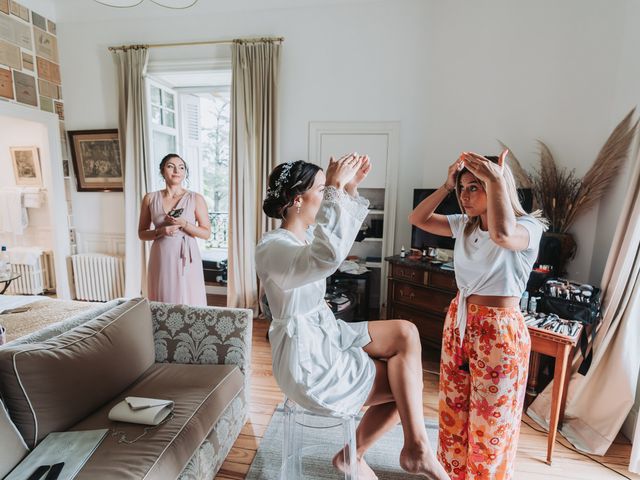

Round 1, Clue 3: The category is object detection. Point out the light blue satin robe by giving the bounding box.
[255,187,376,417]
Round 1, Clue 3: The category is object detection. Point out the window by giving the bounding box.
[146,74,231,260]
[148,81,178,193]
[150,85,176,128]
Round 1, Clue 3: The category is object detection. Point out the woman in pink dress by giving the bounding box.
[138,154,211,306]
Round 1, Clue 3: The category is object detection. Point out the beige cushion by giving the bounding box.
[0,398,28,478]
[71,363,244,480]
[0,297,155,447]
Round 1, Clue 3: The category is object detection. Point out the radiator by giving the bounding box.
[7,251,56,295]
[71,254,125,302]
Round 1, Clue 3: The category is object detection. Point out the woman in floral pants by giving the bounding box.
[409,150,547,479]
[438,299,531,478]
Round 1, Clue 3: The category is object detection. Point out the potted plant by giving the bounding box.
[502,108,637,275]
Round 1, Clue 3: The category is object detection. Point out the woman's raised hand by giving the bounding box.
[346,155,371,191]
[445,155,465,190]
[462,149,507,184]
[325,153,364,190]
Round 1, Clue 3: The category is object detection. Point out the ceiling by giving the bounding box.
[53,0,387,23]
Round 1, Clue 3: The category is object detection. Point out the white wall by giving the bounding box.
[422,0,638,284]
[0,116,52,250]
[55,0,638,284]
[56,0,430,255]
[589,0,640,284]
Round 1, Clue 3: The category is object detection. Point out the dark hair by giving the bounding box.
[263,160,322,219]
[159,153,189,179]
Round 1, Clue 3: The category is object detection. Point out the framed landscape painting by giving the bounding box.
[68,129,123,192]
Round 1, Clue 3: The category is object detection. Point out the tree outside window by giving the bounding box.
[199,92,230,250]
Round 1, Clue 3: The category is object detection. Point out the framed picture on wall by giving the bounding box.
[10,146,42,186]
[68,129,123,192]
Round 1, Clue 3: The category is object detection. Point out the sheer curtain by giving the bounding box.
[113,47,150,297]
[528,129,640,470]
[228,40,281,311]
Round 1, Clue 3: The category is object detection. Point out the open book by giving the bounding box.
[5,429,107,480]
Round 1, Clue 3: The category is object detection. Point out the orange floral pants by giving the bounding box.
[437,297,530,480]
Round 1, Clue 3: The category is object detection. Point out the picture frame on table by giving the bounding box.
[10,146,42,186]
[68,129,123,192]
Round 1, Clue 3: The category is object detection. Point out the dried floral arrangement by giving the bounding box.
[501,108,638,233]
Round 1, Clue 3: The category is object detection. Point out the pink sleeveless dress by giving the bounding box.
[147,190,207,306]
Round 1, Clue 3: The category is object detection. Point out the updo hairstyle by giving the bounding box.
[262,160,322,219]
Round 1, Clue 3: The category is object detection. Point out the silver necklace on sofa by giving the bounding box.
[110,413,174,444]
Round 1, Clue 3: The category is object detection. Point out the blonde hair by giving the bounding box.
[455,158,549,237]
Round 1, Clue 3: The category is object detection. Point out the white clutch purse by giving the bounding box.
[108,397,174,426]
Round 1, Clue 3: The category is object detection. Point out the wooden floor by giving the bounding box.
[215,318,638,479]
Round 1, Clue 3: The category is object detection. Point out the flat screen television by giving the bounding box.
[411,188,534,251]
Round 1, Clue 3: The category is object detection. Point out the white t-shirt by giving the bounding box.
[446,213,544,342]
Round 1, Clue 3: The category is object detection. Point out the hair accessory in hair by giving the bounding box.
[267,162,296,199]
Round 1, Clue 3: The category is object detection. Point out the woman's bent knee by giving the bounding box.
[396,320,420,347]
[366,319,421,358]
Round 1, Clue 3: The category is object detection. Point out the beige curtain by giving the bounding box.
[528,132,640,469]
[228,40,281,311]
[113,47,150,298]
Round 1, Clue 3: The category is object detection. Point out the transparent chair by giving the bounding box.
[281,397,358,479]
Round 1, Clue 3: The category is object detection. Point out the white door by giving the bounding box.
[315,133,389,188]
[309,122,400,312]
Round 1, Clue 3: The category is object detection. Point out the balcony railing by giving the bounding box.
[206,211,228,249]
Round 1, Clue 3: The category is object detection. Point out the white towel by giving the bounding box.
[23,192,44,208]
[8,246,43,266]
[0,190,28,235]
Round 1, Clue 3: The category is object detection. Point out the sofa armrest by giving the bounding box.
[150,302,253,380]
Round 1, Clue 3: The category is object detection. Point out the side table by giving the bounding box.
[527,324,583,465]
[0,273,21,295]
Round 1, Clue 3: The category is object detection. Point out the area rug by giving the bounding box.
[246,405,439,479]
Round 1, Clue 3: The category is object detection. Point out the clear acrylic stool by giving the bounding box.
[281,397,358,479]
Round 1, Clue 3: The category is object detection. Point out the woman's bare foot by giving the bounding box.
[332,448,378,480]
[399,444,449,479]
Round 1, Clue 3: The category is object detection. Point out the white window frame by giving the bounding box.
[146,77,179,192]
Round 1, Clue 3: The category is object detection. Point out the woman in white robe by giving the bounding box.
[255,155,448,480]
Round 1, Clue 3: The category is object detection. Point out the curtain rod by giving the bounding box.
[108,36,284,52]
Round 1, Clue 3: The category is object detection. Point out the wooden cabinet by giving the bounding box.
[385,255,457,349]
